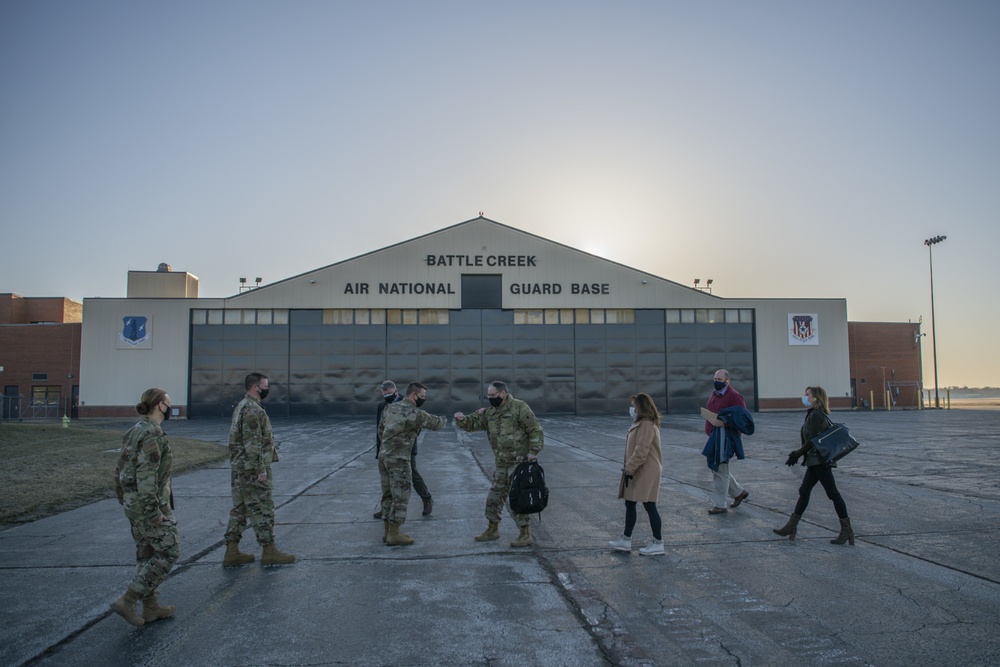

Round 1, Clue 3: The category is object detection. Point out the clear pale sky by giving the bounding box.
[2,2,997,388]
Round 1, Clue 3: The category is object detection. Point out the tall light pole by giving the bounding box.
[924,235,946,408]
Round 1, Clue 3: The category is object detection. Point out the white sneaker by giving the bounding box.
[608,536,632,552]
[639,539,664,556]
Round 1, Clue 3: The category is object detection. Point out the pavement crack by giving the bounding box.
[718,640,743,666]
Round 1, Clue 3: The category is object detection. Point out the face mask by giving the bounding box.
[258,387,269,400]
[713,380,727,392]
[384,393,395,403]
[629,406,637,419]
[489,395,503,407]
[802,395,812,407]
[415,398,425,408]
[161,403,171,420]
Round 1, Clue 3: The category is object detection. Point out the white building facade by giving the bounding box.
[80,218,850,417]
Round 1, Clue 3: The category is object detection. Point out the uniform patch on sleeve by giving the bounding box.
[142,440,160,464]
[246,415,260,430]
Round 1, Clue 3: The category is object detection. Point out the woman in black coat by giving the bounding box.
[773,385,854,545]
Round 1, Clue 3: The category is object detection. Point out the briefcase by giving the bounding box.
[810,423,860,463]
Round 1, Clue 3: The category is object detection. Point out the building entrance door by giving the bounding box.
[3,385,20,420]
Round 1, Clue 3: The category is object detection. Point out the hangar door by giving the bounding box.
[188,308,755,418]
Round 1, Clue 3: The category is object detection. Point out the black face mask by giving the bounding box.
[258,387,269,400]
[414,398,425,408]
[161,404,171,420]
[384,393,396,403]
[713,381,727,392]
[489,395,503,407]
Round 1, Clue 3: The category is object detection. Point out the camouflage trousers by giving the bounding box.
[486,462,531,527]
[123,503,180,598]
[379,456,412,526]
[410,453,431,500]
[224,467,275,546]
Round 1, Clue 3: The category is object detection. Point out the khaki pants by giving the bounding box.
[712,462,744,508]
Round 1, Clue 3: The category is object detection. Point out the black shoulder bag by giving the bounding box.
[809,419,860,463]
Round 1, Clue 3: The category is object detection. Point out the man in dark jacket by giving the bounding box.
[374,381,434,518]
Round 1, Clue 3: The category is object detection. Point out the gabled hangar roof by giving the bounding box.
[225,216,725,310]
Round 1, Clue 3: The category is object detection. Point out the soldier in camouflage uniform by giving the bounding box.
[223,373,295,566]
[377,382,448,546]
[455,380,544,547]
[373,380,434,519]
[109,387,179,626]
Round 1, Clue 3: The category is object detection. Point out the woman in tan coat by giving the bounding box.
[609,393,664,556]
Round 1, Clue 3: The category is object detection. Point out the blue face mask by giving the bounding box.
[802,395,812,407]
[629,406,636,419]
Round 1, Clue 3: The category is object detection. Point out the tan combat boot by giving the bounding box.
[223,540,255,567]
[385,523,414,546]
[110,588,145,626]
[261,543,296,565]
[474,522,500,542]
[142,594,176,622]
[383,520,389,543]
[510,524,532,548]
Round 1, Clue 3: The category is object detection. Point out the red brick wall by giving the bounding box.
[848,322,923,409]
[0,295,81,324]
[0,294,27,324]
[0,323,82,418]
[25,298,81,323]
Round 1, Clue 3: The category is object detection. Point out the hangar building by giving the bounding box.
[79,218,851,418]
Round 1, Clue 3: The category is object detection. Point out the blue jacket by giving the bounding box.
[701,406,755,471]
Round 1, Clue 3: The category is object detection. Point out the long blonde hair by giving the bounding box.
[806,386,830,415]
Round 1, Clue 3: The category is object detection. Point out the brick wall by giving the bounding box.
[0,295,82,324]
[0,294,27,324]
[848,322,923,409]
[0,323,82,419]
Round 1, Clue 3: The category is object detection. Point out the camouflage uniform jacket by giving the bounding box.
[375,393,404,457]
[115,416,173,522]
[378,401,447,462]
[457,395,544,466]
[229,395,274,476]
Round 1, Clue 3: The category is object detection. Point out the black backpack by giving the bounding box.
[508,461,548,515]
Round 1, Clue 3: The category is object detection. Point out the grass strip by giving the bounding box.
[0,423,228,528]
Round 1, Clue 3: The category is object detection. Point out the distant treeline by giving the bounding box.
[946,387,1000,396]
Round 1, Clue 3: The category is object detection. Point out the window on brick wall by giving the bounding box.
[31,385,61,406]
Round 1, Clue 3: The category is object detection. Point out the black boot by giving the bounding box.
[773,513,801,540]
[830,517,855,545]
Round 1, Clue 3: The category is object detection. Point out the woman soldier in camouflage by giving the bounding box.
[109,387,180,626]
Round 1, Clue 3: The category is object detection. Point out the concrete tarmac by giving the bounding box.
[1,408,998,666]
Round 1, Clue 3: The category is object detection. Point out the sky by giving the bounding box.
[1,1,997,388]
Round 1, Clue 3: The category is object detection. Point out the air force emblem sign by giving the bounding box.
[788,313,819,346]
[120,316,150,347]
